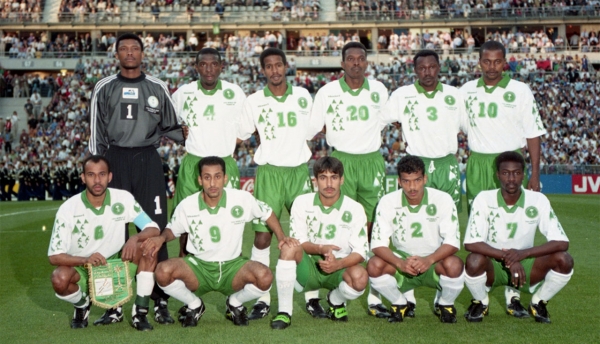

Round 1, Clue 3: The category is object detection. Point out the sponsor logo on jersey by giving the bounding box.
[231,205,244,218]
[223,89,235,100]
[525,206,538,218]
[371,92,380,103]
[123,88,138,99]
[426,204,437,216]
[503,91,516,103]
[112,203,125,215]
[298,97,308,109]
[342,211,352,223]
[147,96,159,108]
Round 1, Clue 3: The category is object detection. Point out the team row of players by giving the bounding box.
[52,36,556,331]
[48,153,573,331]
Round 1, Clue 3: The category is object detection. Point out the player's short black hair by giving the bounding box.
[414,49,439,67]
[397,156,425,177]
[83,155,111,173]
[198,156,226,175]
[116,33,143,50]
[260,48,287,69]
[313,157,344,178]
[196,48,222,64]
[342,42,367,61]
[480,40,506,59]
[495,151,525,171]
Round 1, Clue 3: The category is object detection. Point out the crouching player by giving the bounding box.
[142,156,298,327]
[271,157,369,329]
[368,156,464,323]
[463,151,574,323]
[48,155,160,331]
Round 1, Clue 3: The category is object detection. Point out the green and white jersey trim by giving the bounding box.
[464,188,569,249]
[289,193,369,260]
[371,187,460,257]
[168,189,272,261]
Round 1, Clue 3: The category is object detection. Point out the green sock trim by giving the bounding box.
[135,295,150,308]
[74,295,88,307]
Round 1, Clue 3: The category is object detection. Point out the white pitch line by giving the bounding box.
[0,207,59,218]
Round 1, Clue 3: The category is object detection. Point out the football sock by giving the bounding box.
[160,279,202,309]
[367,284,384,305]
[251,246,271,305]
[304,290,319,302]
[438,273,465,305]
[505,286,521,306]
[404,289,416,304]
[229,284,268,307]
[56,287,87,307]
[532,269,573,304]
[135,271,154,308]
[370,275,406,305]
[275,259,296,315]
[465,272,489,306]
[330,281,363,305]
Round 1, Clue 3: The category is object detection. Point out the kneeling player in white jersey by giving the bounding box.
[463,151,574,324]
[271,157,369,329]
[368,156,465,323]
[48,155,160,331]
[142,156,298,327]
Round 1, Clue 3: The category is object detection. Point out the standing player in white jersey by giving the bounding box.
[141,157,298,327]
[381,49,468,316]
[463,151,573,323]
[368,156,464,323]
[460,40,545,314]
[311,42,396,317]
[48,155,160,331]
[271,157,369,329]
[171,47,246,256]
[238,48,322,319]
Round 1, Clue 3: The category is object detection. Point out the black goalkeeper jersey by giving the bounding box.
[89,72,183,155]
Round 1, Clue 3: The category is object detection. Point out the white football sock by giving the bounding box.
[275,259,296,315]
[136,271,154,298]
[160,279,202,309]
[370,275,406,305]
[304,290,320,302]
[56,287,86,306]
[329,281,364,305]
[229,284,269,307]
[438,273,465,305]
[505,286,521,306]
[367,284,384,305]
[465,272,489,306]
[532,269,573,304]
[404,289,416,304]
[252,246,272,305]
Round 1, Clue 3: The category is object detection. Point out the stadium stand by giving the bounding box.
[0,0,599,199]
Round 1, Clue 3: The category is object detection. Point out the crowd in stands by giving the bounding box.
[58,0,121,22]
[0,46,598,200]
[0,0,44,22]
[336,0,600,20]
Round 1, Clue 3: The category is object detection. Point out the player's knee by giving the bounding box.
[552,251,574,273]
[253,232,272,249]
[51,267,71,293]
[279,244,301,260]
[367,257,385,277]
[154,261,173,286]
[254,265,273,290]
[441,255,464,278]
[465,253,487,275]
[349,267,369,291]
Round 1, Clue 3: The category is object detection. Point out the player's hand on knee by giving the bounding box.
[501,248,525,268]
[277,236,301,250]
[509,262,526,288]
[140,236,165,258]
[86,252,107,267]
[396,258,418,276]
[122,236,139,262]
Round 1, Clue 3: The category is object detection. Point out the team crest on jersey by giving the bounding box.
[298,97,308,109]
[342,211,352,223]
[223,89,235,100]
[371,92,380,103]
[122,88,138,99]
[503,91,516,103]
[231,205,244,218]
[525,206,538,218]
[112,203,125,215]
[426,204,437,216]
[444,95,456,106]
[147,96,159,108]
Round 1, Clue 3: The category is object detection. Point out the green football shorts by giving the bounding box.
[296,252,345,292]
[418,154,461,212]
[184,255,248,296]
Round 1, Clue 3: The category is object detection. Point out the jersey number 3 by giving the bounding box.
[121,103,139,120]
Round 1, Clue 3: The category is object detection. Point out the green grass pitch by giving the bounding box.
[1,195,598,343]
